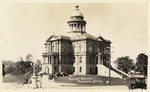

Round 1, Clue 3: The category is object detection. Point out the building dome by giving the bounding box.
[68,5,86,34]
[70,5,83,17]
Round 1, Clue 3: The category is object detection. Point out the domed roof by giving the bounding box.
[70,5,83,17]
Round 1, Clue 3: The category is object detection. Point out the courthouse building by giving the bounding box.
[42,6,112,76]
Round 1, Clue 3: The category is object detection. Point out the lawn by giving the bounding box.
[3,74,31,84]
[54,75,128,86]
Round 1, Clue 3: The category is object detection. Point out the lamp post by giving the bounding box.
[30,62,38,88]
[33,63,36,76]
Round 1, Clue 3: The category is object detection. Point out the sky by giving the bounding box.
[0,3,148,64]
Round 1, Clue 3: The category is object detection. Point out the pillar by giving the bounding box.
[79,24,81,31]
[84,24,86,32]
[71,24,73,31]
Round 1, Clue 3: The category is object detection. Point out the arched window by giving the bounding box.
[79,67,82,72]
[95,67,98,74]
[45,67,49,74]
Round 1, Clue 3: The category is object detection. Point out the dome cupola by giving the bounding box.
[70,5,83,18]
[68,5,87,33]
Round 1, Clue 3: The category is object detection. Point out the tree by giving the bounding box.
[2,60,14,74]
[19,57,24,61]
[135,53,148,78]
[26,54,33,61]
[114,56,135,73]
[2,63,5,76]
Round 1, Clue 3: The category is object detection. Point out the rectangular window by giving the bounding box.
[79,44,81,52]
[48,57,49,64]
[49,56,51,64]
[79,57,82,63]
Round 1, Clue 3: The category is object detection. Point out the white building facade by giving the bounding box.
[42,6,112,76]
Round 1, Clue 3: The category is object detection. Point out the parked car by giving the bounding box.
[127,77,147,90]
[60,72,69,77]
[53,72,62,78]
[53,72,69,79]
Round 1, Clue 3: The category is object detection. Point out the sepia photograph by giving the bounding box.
[0,1,148,91]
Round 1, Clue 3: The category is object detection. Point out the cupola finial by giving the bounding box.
[75,5,79,10]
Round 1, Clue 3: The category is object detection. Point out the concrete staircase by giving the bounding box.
[110,66,131,78]
[98,64,130,78]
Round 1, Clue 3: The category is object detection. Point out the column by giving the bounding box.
[101,56,103,64]
[76,23,78,31]
[79,24,81,31]
[75,23,77,31]
[51,42,52,53]
[45,44,47,53]
[77,24,79,31]
[72,23,74,31]
[69,24,72,31]
[81,24,82,31]
[98,55,101,64]
[59,65,61,73]
[43,57,46,64]
[49,56,51,64]
[48,44,50,53]
[84,25,86,32]
[74,23,76,31]
[71,24,73,31]
[51,56,53,64]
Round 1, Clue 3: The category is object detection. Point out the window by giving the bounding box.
[52,45,55,52]
[90,67,92,73]
[73,67,75,72]
[73,45,75,48]
[90,59,92,63]
[79,57,82,63]
[54,66,57,70]
[64,57,66,63]
[79,67,82,72]
[55,43,57,52]
[49,56,51,64]
[45,67,49,74]
[95,67,98,74]
[48,57,49,64]
[79,44,81,52]
[64,47,66,52]
[48,56,51,64]
[54,56,56,64]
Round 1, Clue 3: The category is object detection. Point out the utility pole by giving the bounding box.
[108,54,111,85]
[106,46,113,85]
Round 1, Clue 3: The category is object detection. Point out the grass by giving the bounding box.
[3,74,31,84]
[54,75,128,86]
